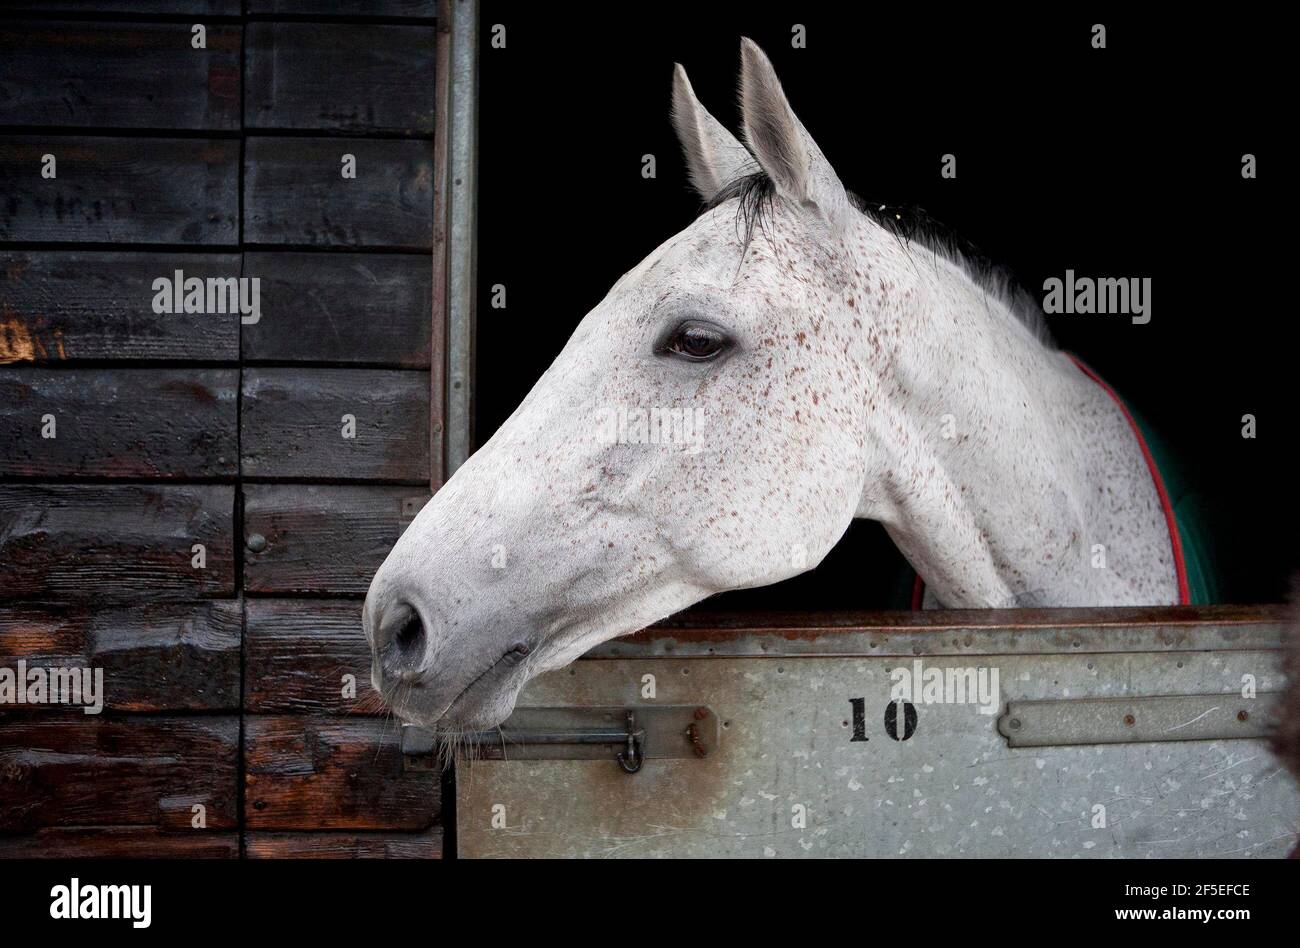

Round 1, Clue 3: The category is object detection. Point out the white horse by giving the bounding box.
[364,39,1185,731]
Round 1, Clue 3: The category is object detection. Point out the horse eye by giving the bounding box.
[665,320,729,362]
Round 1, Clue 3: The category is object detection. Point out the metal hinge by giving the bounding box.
[997,692,1280,748]
[402,705,720,774]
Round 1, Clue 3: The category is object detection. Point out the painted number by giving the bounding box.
[847,697,918,741]
[848,697,868,742]
[884,700,918,741]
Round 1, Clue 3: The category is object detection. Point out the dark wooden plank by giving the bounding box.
[245,598,373,714]
[247,0,437,16]
[240,252,431,366]
[245,829,442,858]
[5,2,242,13]
[0,715,239,832]
[246,23,435,135]
[0,367,238,478]
[242,484,429,595]
[244,716,440,830]
[241,368,429,482]
[0,484,235,601]
[0,22,240,130]
[0,827,239,858]
[428,6,449,490]
[244,137,434,249]
[0,251,241,363]
[0,601,241,711]
[0,136,239,245]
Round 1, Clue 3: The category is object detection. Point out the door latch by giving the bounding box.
[402,705,720,774]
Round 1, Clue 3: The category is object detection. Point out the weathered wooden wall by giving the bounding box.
[1,0,443,858]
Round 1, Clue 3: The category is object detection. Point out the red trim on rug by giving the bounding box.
[908,354,1190,608]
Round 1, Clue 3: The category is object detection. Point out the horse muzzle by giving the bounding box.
[363,592,535,729]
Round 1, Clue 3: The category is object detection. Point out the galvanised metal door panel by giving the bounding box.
[455,610,1299,858]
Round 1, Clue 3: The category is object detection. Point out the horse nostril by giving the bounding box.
[394,610,425,657]
[376,604,430,687]
[508,642,530,659]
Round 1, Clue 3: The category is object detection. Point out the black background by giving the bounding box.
[0,856,1289,933]
[477,4,1291,607]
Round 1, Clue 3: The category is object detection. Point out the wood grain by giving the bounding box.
[240,251,431,366]
[246,0,437,16]
[245,829,442,858]
[6,2,242,13]
[0,22,241,130]
[0,600,241,711]
[0,367,238,478]
[0,0,447,859]
[0,827,240,859]
[0,251,241,363]
[0,484,236,601]
[246,22,435,134]
[0,137,240,245]
[245,598,372,714]
[243,716,440,830]
[242,484,428,595]
[243,137,434,248]
[241,368,429,482]
[0,715,240,832]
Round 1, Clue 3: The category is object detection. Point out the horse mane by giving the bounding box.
[702,171,1054,349]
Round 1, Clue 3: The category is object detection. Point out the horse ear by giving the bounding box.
[738,37,850,230]
[671,63,755,201]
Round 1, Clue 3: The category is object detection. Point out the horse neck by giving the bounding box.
[855,249,1121,607]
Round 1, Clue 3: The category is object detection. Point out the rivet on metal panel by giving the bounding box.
[245,533,267,553]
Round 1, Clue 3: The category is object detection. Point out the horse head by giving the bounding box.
[362,39,900,729]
